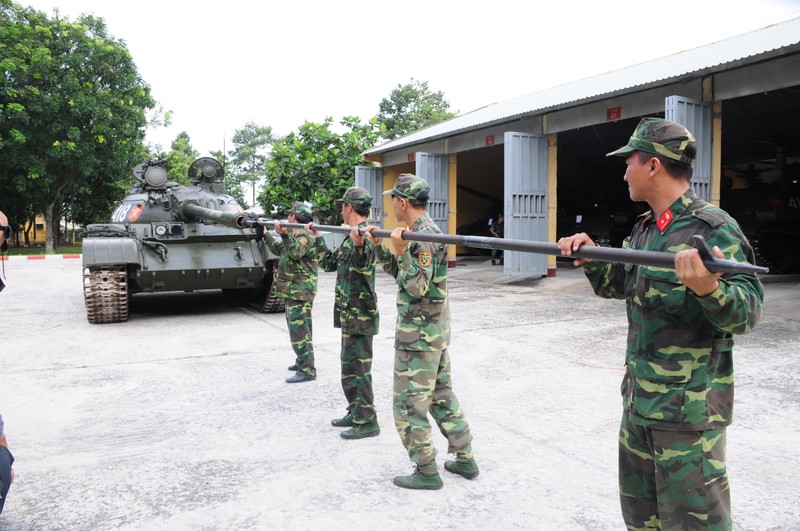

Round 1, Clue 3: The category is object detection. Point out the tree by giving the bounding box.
[165,132,197,185]
[376,78,457,140]
[226,122,273,209]
[0,1,155,252]
[260,116,383,224]
[209,147,247,208]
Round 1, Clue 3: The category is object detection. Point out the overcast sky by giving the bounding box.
[18,0,800,156]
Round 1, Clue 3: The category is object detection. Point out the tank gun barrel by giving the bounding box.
[181,202,246,228]
[246,219,768,275]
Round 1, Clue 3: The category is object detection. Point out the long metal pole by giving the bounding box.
[246,219,768,275]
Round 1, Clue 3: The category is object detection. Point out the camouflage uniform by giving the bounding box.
[586,118,764,530]
[490,215,504,264]
[265,201,323,379]
[317,187,380,425]
[377,175,474,475]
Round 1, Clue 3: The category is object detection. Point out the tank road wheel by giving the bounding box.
[83,266,129,324]
[259,260,285,313]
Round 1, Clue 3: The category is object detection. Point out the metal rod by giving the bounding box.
[245,219,768,275]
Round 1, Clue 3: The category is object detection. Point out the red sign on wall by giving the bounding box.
[606,107,622,121]
[485,135,495,146]
[407,153,415,162]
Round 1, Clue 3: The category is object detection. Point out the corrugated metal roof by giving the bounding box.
[365,16,800,156]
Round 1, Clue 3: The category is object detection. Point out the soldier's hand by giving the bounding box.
[675,246,723,297]
[389,227,408,254]
[362,225,382,246]
[557,232,596,266]
[351,225,365,247]
[273,220,288,235]
[304,221,321,237]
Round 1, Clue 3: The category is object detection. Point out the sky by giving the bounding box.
[17,0,800,156]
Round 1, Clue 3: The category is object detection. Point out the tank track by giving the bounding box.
[83,266,129,323]
[259,261,285,313]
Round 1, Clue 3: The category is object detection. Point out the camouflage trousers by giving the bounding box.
[340,333,376,424]
[393,348,473,472]
[284,299,315,377]
[619,410,730,530]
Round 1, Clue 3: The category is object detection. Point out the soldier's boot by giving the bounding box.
[285,371,316,383]
[288,364,298,371]
[340,421,380,440]
[444,458,479,479]
[392,466,443,490]
[330,412,354,427]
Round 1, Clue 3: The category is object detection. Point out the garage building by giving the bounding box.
[359,16,800,277]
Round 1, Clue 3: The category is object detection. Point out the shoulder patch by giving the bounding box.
[692,207,729,229]
[417,251,432,268]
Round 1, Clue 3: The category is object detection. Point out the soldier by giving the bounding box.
[557,117,763,530]
[489,212,504,266]
[364,174,478,490]
[265,201,323,384]
[307,187,381,440]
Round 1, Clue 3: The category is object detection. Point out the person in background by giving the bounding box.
[489,212,504,266]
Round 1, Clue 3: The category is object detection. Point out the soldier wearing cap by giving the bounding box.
[558,117,763,529]
[307,187,381,440]
[265,201,324,383]
[363,173,478,490]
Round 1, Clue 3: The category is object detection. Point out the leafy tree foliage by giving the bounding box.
[165,131,198,185]
[0,1,155,251]
[209,148,248,208]
[226,122,273,209]
[376,78,456,140]
[260,116,383,224]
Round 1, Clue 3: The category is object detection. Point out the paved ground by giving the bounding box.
[0,256,798,530]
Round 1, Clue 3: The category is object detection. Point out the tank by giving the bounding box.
[81,157,284,323]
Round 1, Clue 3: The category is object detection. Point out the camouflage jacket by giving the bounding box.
[265,229,323,302]
[317,222,380,336]
[583,189,763,430]
[377,213,450,351]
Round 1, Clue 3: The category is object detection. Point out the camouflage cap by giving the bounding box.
[606,117,696,167]
[285,200,314,220]
[382,173,430,205]
[334,186,372,210]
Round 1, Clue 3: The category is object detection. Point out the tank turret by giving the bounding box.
[81,157,284,324]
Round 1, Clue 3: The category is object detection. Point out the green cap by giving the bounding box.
[334,186,372,210]
[382,173,430,205]
[606,117,696,166]
[285,200,313,221]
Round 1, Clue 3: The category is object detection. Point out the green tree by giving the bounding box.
[260,116,382,224]
[209,147,247,208]
[376,78,457,140]
[165,132,198,185]
[0,1,155,252]
[227,122,273,209]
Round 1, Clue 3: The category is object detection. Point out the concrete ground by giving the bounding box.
[0,255,798,530]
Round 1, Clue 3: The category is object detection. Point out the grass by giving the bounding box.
[4,243,83,256]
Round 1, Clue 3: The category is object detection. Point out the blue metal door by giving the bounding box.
[415,152,449,234]
[666,95,712,201]
[354,166,384,226]
[504,132,547,276]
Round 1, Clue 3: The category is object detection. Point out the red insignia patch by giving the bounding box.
[656,209,674,233]
[417,251,432,268]
[128,204,144,222]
